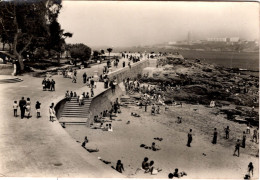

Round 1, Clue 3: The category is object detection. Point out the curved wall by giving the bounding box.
[87,84,124,126]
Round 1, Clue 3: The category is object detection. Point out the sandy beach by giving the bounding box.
[65,102,259,179]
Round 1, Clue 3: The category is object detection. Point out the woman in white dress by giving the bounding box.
[25,97,31,118]
[49,104,55,121]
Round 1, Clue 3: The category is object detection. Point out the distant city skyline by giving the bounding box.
[59,1,259,47]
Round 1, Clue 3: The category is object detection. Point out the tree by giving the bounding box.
[107,48,113,57]
[0,0,67,72]
[100,49,105,54]
[70,43,91,64]
[93,50,100,60]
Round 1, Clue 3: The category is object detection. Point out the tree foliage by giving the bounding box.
[107,48,113,56]
[69,43,91,63]
[0,0,71,72]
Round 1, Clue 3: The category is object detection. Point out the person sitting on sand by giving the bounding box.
[131,112,140,117]
[146,160,162,175]
[151,142,161,151]
[135,157,150,174]
[81,136,89,147]
[176,117,182,124]
[170,168,187,178]
[108,123,113,132]
[115,160,125,173]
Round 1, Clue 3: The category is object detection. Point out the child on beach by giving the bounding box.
[13,101,18,117]
[146,160,162,175]
[35,101,41,118]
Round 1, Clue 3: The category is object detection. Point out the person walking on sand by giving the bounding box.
[242,131,246,148]
[187,129,193,147]
[233,139,240,157]
[224,126,230,139]
[212,128,218,144]
[248,162,254,177]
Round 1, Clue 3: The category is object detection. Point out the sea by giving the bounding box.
[178,50,259,73]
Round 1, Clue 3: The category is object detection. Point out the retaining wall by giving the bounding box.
[0,64,13,75]
[87,84,124,126]
[107,59,150,83]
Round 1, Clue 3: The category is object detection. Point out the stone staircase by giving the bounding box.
[61,97,92,118]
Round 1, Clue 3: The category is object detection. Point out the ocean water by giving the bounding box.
[179,50,259,72]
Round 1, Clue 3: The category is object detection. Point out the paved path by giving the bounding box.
[0,62,130,177]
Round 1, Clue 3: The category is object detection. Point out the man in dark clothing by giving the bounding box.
[187,129,193,147]
[83,72,87,84]
[46,79,50,90]
[212,128,218,144]
[50,79,55,91]
[224,126,230,139]
[19,97,26,119]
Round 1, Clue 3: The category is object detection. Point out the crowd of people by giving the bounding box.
[12,52,257,179]
[42,78,56,91]
[13,97,41,119]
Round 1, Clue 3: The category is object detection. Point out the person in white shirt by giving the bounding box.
[13,101,18,117]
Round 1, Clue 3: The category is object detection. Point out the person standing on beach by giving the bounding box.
[252,128,258,143]
[212,128,218,144]
[248,162,254,177]
[115,160,124,173]
[242,131,246,148]
[224,126,230,139]
[19,97,26,119]
[187,129,193,147]
[233,139,240,157]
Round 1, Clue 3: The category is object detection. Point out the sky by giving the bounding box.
[59,1,259,47]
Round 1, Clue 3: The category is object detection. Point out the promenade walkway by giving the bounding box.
[0,59,138,177]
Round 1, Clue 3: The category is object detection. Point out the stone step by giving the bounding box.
[64,105,90,108]
[61,115,89,118]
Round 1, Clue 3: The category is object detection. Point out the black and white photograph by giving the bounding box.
[0,0,259,179]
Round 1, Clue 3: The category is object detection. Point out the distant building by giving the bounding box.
[168,41,177,45]
[207,37,228,42]
[229,37,240,42]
